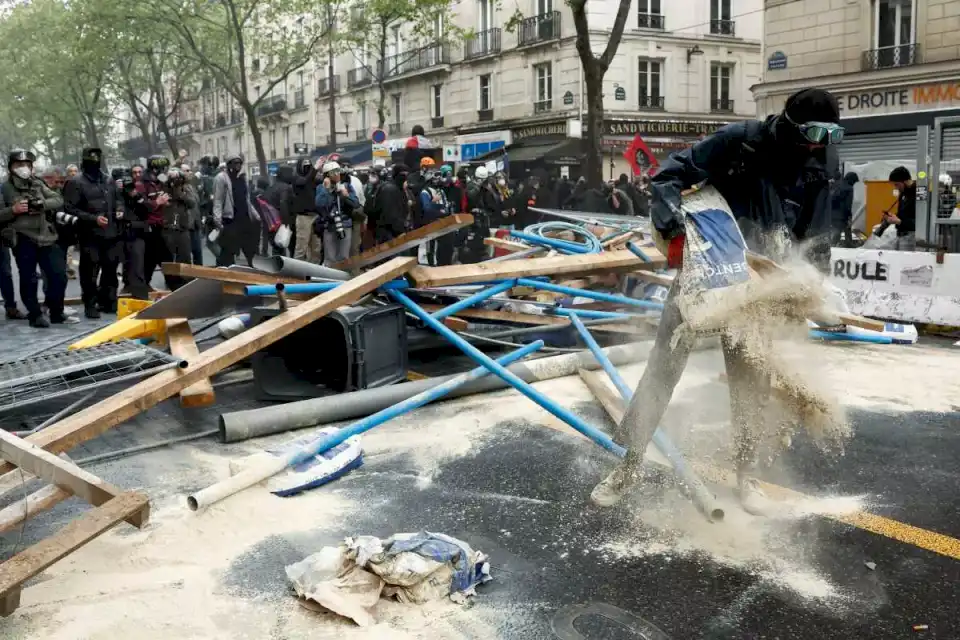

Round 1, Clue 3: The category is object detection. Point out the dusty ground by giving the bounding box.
[1,318,959,638]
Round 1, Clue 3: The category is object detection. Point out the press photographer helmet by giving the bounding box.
[147,155,170,180]
[8,148,36,169]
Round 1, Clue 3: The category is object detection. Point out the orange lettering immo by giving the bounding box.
[914,84,960,104]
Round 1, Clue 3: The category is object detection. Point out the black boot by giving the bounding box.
[5,307,26,320]
[84,304,101,319]
[29,315,50,328]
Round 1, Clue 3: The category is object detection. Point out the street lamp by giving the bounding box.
[686,45,704,64]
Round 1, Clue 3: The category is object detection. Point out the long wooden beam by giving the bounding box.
[165,319,216,408]
[0,258,418,475]
[160,263,305,286]
[334,214,474,270]
[0,491,149,616]
[408,249,664,288]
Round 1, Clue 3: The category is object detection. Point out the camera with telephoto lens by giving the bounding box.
[163,168,186,188]
[26,196,45,212]
[331,211,346,239]
[54,211,79,225]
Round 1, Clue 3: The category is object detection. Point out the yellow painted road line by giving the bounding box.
[834,511,960,561]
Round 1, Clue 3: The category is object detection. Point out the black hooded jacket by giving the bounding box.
[291,163,318,216]
[266,165,295,226]
[651,114,837,251]
[63,170,121,241]
[367,173,410,236]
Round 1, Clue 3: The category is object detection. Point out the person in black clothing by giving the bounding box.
[291,157,321,263]
[887,166,917,251]
[265,165,295,256]
[592,87,845,515]
[63,147,123,318]
[366,164,411,244]
[830,171,858,247]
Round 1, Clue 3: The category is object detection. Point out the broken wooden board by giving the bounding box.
[161,263,306,286]
[484,237,530,253]
[601,231,637,250]
[441,316,469,331]
[0,257,418,476]
[408,249,665,288]
[628,271,675,287]
[0,483,71,535]
[0,490,149,616]
[334,214,474,270]
[165,319,216,408]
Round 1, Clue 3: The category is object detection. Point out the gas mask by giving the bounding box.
[892,189,900,197]
[497,178,506,187]
[12,167,32,180]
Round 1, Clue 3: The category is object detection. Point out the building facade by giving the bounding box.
[119,0,763,179]
[753,0,960,168]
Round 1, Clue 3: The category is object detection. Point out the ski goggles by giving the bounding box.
[785,113,845,145]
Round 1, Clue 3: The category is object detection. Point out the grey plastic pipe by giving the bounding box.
[251,255,349,281]
[220,341,656,443]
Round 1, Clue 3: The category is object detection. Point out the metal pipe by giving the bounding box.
[567,313,723,522]
[551,308,637,321]
[243,279,409,296]
[626,241,653,263]
[250,255,350,280]
[431,280,516,320]
[809,330,892,344]
[189,341,546,510]
[11,391,97,437]
[516,277,665,311]
[220,342,655,443]
[388,289,624,455]
[509,230,590,254]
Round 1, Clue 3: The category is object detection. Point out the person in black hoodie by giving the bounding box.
[887,166,917,251]
[291,157,321,263]
[265,165,295,256]
[366,164,410,244]
[63,147,123,318]
[830,171,858,247]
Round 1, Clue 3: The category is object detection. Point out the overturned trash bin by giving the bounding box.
[251,304,408,401]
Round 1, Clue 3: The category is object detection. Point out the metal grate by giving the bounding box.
[0,341,182,414]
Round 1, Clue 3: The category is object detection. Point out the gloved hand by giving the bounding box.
[651,193,684,242]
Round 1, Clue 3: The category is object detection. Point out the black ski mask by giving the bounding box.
[81,147,103,178]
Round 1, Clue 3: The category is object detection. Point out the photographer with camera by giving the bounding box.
[0,149,74,327]
[63,147,123,319]
[313,161,359,266]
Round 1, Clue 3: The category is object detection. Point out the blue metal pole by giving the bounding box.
[810,330,892,344]
[389,289,626,456]
[550,308,640,321]
[286,340,546,469]
[431,280,517,320]
[516,277,665,311]
[243,280,409,296]
[509,230,592,254]
[626,241,653,263]
[567,312,724,522]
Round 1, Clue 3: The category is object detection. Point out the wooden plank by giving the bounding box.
[418,304,570,326]
[601,231,636,249]
[334,214,474,270]
[441,316,469,331]
[629,271,675,287]
[0,429,147,528]
[0,483,71,535]
[0,258,417,476]
[161,263,305,286]
[0,491,149,616]
[165,319,216,408]
[484,237,530,253]
[408,249,664,288]
[405,370,430,381]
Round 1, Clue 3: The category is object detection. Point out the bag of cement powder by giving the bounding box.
[286,545,384,627]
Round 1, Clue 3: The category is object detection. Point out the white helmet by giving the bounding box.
[939,173,952,187]
[474,166,489,180]
[322,161,341,175]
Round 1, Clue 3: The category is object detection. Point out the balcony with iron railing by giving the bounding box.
[710,19,735,36]
[318,75,341,96]
[862,43,920,70]
[711,98,734,113]
[293,89,305,109]
[388,122,403,136]
[256,94,287,117]
[464,29,502,60]
[637,13,665,29]
[355,130,366,141]
[478,109,494,122]
[638,95,665,110]
[231,109,243,125]
[381,44,451,80]
[431,116,444,129]
[347,67,372,89]
[519,11,561,47]
[215,113,227,128]
[534,99,552,114]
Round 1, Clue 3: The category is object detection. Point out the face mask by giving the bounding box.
[368,176,378,185]
[13,167,31,180]
[497,179,506,186]
[892,189,900,197]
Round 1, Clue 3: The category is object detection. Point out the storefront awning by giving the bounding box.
[310,140,372,165]
[473,138,582,164]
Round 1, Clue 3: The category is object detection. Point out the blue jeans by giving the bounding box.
[13,239,66,320]
[190,228,204,265]
[0,245,15,310]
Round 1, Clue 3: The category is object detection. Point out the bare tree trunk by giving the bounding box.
[243,103,268,177]
[583,70,604,188]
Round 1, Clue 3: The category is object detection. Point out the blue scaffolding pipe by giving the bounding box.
[286,340,546,470]
[388,289,626,457]
[431,280,517,320]
[243,280,409,296]
[626,241,653,263]
[567,312,724,522]
[550,308,641,321]
[515,278,665,311]
[509,230,592,254]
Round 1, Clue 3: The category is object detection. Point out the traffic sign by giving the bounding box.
[443,145,461,162]
[371,128,387,144]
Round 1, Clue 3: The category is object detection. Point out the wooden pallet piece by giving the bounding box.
[483,237,530,253]
[334,214,474,270]
[161,263,306,286]
[0,491,149,617]
[0,257,418,476]
[0,483,71,535]
[165,319,216,408]
[408,249,664,288]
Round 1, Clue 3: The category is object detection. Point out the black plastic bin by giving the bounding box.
[250,304,408,401]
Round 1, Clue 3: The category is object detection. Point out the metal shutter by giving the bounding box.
[940,128,960,162]
[837,131,919,165]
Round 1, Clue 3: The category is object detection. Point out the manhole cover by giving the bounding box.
[552,602,672,640]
